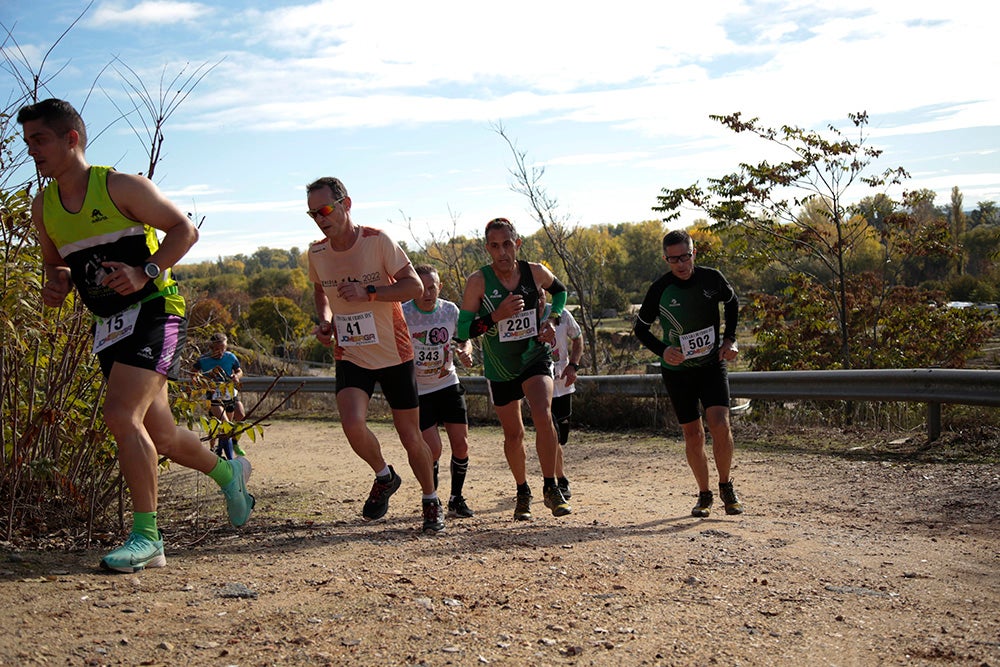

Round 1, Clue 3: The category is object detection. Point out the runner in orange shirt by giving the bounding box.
[306,177,443,532]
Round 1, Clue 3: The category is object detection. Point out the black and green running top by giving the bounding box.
[633,266,738,370]
[478,260,550,382]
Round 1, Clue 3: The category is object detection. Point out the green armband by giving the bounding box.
[457,309,475,341]
[547,277,568,316]
[549,288,567,317]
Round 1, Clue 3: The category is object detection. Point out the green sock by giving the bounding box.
[133,511,159,541]
[208,458,234,488]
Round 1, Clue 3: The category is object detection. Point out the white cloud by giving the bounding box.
[251,1,742,89]
[545,151,654,167]
[9,0,999,264]
[163,183,230,198]
[156,0,996,152]
[87,1,212,27]
[182,198,303,214]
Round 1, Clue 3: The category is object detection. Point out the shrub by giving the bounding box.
[1,187,123,542]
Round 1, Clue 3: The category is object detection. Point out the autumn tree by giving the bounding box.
[187,297,235,335]
[248,267,311,307]
[655,111,912,369]
[611,220,668,298]
[243,296,313,355]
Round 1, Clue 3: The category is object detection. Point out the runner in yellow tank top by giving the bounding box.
[18,98,254,574]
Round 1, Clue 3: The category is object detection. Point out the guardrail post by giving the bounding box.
[927,402,942,441]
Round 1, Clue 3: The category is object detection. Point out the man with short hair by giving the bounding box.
[402,264,476,518]
[306,177,443,532]
[456,217,573,521]
[19,98,254,573]
[633,229,744,518]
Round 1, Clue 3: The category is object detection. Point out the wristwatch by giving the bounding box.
[143,262,161,280]
[366,284,377,301]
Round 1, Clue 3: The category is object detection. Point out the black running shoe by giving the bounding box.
[362,466,401,521]
[514,491,532,521]
[543,485,572,517]
[558,477,571,500]
[447,495,475,518]
[692,490,713,518]
[422,498,445,532]
[719,480,744,515]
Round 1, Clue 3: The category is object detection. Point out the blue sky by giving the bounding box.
[4,1,998,263]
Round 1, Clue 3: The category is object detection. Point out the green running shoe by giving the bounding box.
[221,456,255,527]
[100,531,166,573]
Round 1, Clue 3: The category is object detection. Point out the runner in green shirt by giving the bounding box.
[456,218,572,521]
[634,229,745,518]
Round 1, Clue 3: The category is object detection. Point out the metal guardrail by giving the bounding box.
[241,369,1000,440]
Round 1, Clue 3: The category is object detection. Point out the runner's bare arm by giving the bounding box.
[106,171,199,269]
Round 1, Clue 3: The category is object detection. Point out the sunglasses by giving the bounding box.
[307,197,345,219]
[665,252,693,264]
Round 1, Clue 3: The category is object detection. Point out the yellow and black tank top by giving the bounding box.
[42,166,184,318]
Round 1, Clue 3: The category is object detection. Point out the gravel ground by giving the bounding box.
[1,419,998,666]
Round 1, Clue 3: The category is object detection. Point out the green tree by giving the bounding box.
[613,219,667,297]
[896,189,953,286]
[949,186,967,276]
[745,272,996,370]
[240,247,301,274]
[961,223,1000,283]
[654,111,911,369]
[244,296,312,354]
[247,267,311,302]
[969,201,998,228]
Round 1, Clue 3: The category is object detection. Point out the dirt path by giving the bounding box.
[1,420,999,666]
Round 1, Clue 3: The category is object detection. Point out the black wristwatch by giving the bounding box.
[366,284,377,301]
[567,362,579,371]
[143,262,161,280]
